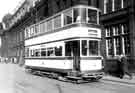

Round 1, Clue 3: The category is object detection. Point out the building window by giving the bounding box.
[104,0,126,14]
[123,23,128,34]
[115,0,122,11]
[105,23,130,57]
[115,37,121,55]
[123,0,128,8]
[114,25,121,36]
[107,39,113,56]
[106,27,112,37]
[124,36,130,55]
[106,0,112,13]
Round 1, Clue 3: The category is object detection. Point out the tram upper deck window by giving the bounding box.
[64,10,72,25]
[73,7,97,24]
[88,9,97,24]
[73,8,86,23]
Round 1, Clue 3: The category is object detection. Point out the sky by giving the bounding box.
[0,0,22,22]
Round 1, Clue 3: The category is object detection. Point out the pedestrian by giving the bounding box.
[120,54,133,80]
[117,55,124,79]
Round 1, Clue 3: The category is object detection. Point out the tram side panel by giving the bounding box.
[25,59,73,73]
[25,27,101,46]
[80,59,102,71]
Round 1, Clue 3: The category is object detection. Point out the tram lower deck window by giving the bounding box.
[81,40,99,56]
[41,48,46,57]
[55,46,62,56]
[35,49,40,57]
[89,41,98,55]
[47,48,54,56]
[82,40,87,56]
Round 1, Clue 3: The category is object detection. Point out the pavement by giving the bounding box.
[102,74,135,85]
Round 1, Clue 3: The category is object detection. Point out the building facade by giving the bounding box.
[1,0,33,64]
[100,0,135,73]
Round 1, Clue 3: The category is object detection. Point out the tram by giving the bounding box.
[24,5,103,82]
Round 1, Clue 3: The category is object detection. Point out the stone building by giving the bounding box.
[1,0,33,64]
[0,22,4,58]
[99,0,135,73]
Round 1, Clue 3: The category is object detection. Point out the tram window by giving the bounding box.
[43,22,47,32]
[54,15,61,30]
[55,46,62,56]
[25,48,29,57]
[47,48,55,56]
[80,8,87,23]
[35,49,40,57]
[25,29,28,38]
[28,28,30,38]
[41,48,46,57]
[88,9,97,24]
[73,8,80,23]
[30,27,34,36]
[73,8,87,23]
[89,41,98,55]
[30,50,34,57]
[35,24,40,34]
[47,19,53,32]
[65,42,72,56]
[64,10,72,25]
[82,40,87,56]
[40,23,44,33]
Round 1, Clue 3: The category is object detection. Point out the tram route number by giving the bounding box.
[88,30,98,37]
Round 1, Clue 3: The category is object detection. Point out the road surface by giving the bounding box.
[0,63,135,93]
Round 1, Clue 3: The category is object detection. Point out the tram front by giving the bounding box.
[64,5,104,80]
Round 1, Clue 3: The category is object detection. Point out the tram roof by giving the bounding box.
[27,5,101,29]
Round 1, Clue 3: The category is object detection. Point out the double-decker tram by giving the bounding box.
[24,5,103,83]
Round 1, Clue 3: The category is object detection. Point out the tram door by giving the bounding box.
[65,40,80,71]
